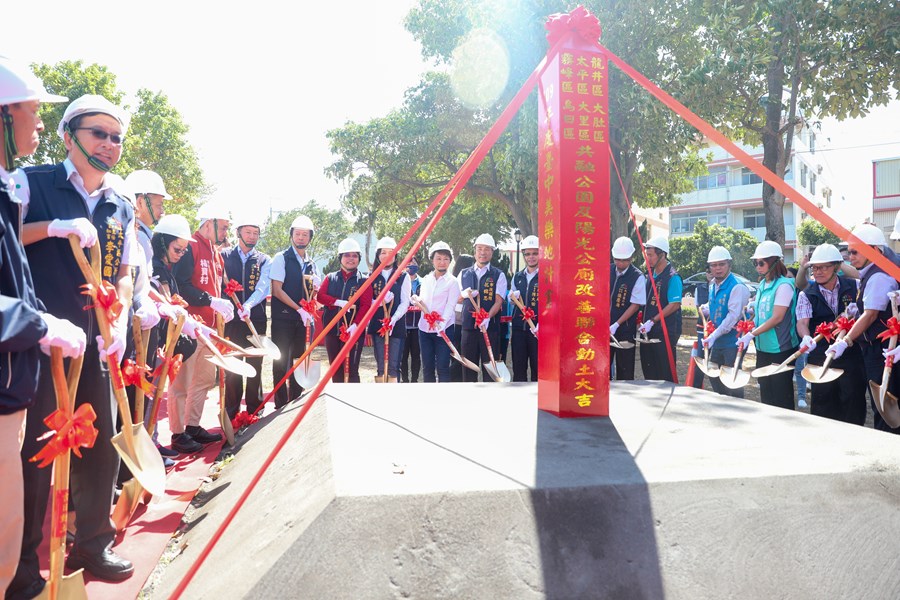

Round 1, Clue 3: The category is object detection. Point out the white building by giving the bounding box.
[670,123,843,264]
[872,157,900,250]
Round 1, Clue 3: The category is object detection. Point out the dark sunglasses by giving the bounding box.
[73,127,124,145]
[171,245,188,255]
[848,249,860,255]
[753,260,769,267]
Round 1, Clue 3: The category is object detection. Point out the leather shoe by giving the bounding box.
[66,547,134,582]
[171,433,203,454]
[185,425,222,444]
[157,443,179,458]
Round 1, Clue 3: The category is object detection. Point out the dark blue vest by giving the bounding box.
[805,277,859,363]
[222,246,270,323]
[271,248,316,323]
[322,269,365,336]
[405,277,422,329]
[610,263,640,340]
[644,262,682,342]
[512,269,539,331]
[460,265,502,332]
[24,163,133,340]
[367,269,407,339]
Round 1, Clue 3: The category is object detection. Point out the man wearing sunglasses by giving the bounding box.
[14,94,139,586]
[509,235,540,382]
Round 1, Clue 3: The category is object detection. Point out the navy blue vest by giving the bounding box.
[460,265,502,332]
[271,248,316,322]
[367,269,408,339]
[856,264,893,345]
[222,246,270,323]
[644,262,682,342]
[610,263,640,340]
[322,269,365,335]
[405,277,422,329]
[24,163,133,340]
[511,269,539,331]
[805,277,859,363]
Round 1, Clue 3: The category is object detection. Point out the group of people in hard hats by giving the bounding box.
[608,223,900,435]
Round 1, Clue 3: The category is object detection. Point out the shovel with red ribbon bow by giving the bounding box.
[871,297,900,427]
[693,309,720,378]
[338,306,358,383]
[719,319,754,389]
[802,315,853,384]
[224,278,280,359]
[465,290,510,382]
[412,297,480,374]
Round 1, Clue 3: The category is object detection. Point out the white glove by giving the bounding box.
[47,218,98,248]
[135,303,161,329]
[845,304,859,318]
[702,330,720,349]
[800,335,817,354]
[510,290,522,301]
[298,307,314,327]
[826,338,848,359]
[346,323,358,338]
[737,332,755,349]
[209,297,235,322]
[182,318,214,340]
[461,287,474,299]
[334,299,348,308]
[238,305,251,320]
[699,303,710,318]
[530,323,539,338]
[638,319,654,334]
[889,290,900,304]
[883,345,900,362]
[39,314,86,359]
[610,322,619,336]
[410,294,421,305]
[383,291,394,304]
[97,320,127,362]
[478,318,490,332]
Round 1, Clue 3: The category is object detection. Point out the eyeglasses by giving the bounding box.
[73,127,124,145]
[171,245,188,255]
[848,249,860,255]
[810,264,832,272]
[754,260,769,267]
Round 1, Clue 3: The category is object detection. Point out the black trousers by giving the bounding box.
[860,343,900,434]
[12,346,118,595]
[460,327,500,382]
[225,318,266,417]
[639,339,677,382]
[756,348,796,410]
[610,344,636,381]
[400,328,421,383]
[511,328,538,382]
[271,318,308,408]
[325,334,364,383]
[808,352,867,425]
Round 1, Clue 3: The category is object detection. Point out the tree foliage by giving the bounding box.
[669,220,760,279]
[257,200,352,264]
[28,60,208,218]
[796,217,841,248]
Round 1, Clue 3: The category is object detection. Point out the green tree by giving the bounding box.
[695,0,899,247]
[669,220,760,279]
[796,217,841,249]
[257,200,352,264]
[28,61,207,218]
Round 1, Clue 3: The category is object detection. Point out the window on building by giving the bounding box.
[743,208,766,229]
[694,166,728,190]
[810,173,816,195]
[809,132,816,154]
[671,212,727,234]
[800,164,808,188]
[741,167,762,186]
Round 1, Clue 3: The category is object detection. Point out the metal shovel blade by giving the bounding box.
[224,346,269,359]
[111,424,166,497]
[111,478,145,532]
[246,334,281,360]
[693,356,721,378]
[801,364,844,384]
[294,359,322,388]
[208,353,257,378]
[35,571,88,600]
[449,351,481,374]
[718,366,751,389]
[611,335,635,350]
[495,361,511,382]
[219,405,235,446]
[870,383,900,429]
[751,362,795,378]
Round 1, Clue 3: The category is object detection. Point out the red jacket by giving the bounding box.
[187,232,223,326]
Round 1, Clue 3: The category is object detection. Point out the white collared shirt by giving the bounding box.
[418,271,462,333]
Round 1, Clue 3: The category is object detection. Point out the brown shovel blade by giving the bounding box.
[870,383,900,429]
[718,366,751,389]
[449,351,481,374]
[35,570,88,600]
[801,364,844,384]
[751,363,793,378]
[207,353,257,378]
[245,334,281,360]
[693,356,721,377]
[111,478,145,532]
[219,405,235,446]
[294,359,322,388]
[111,424,166,497]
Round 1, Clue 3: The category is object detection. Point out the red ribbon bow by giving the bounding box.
[423,311,444,331]
[121,359,155,395]
[339,324,350,342]
[735,319,755,335]
[472,308,490,328]
[815,321,835,343]
[30,404,98,468]
[378,317,392,337]
[154,351,184,380]
[877,317,900,341]
[224,279,244,297]
[231,410,259,430]
[835,316,855,333]
[545,5,602,47]
[522,307,536,322]
[299,299,317,315]
[81,281,123,323]
[704,321,716,336]
[170,294,189,308]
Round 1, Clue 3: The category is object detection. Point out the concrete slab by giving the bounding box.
[153,382,900,599]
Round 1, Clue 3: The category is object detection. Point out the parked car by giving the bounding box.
[682,272,758,302]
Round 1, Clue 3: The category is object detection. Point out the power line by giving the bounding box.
[794,140,900,155]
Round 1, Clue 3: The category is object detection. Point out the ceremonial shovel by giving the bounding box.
[377,299,394,383]
[216,315,236,446]
[194,322,257,378]
[871,298,900,427]
[412,298,480,374]
[469,293,511,382]
[294,320,322,389]
[225,288,280,360]
[68,237,165,497]
[342,306,357,383]
[752,333,824,378]
[718,341,751,389]
[693,310,720,378]
[131,315,151,423]
[35,349,88,600]
[802,330,847,384]
[634,312,661,344]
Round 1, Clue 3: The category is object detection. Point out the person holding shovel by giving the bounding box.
[638,236,682,382]
[794,243,866,424]
[17,93,138,585]
[221,218,270,417]
[367,236,410,383]
[414,241,462,383]
[698,246,750,398]
[510,235,541,382]
[609,236,645,381]
[459,233,507,382]
[318,238,371,383]
[828,224,900,433]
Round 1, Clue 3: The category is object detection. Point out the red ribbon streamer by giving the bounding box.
[224,279,244,297]
[472,308,490,328]
[122,359,155,395]
[30,404,99,468]
[735,320,754,335]
[545,5,602,47]
[81,281,123,324]
[378,317,392,337]
[339,324,350,342]
[231,411,259,430]
[153,351,183,380]
[815,321,836,343]
[877,317,900,341]
[423,311,444,331]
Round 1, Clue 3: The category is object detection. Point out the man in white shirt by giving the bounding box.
[414,241,462,382]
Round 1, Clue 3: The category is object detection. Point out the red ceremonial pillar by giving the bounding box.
[538,8,610,417]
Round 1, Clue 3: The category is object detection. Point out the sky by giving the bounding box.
[6,0,899,231]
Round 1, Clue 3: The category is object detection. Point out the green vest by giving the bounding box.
[754,275,798,353]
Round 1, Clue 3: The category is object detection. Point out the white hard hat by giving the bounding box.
[707,245,732,262]
[751,240,784,260]
[337,238,361,255]
[153,214,193,241]
[0,57,68,105]
[892,212,900,240]
[104,173,133,203]
[808,243,843,265]
[58,94,130,138]
[290,215,315,233]
[852,223,886,247]
[234,218,262,230]
[473,233,496,249]
[520,235,540,251]
[125,169,171,199]
[429,241,453,259]
[645,236,669,255]
[376,236,397,251]
[196,203,231,223]
[611,236,635,259]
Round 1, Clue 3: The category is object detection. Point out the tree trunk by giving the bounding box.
[761,18,788,249]
[609,148,637,242]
